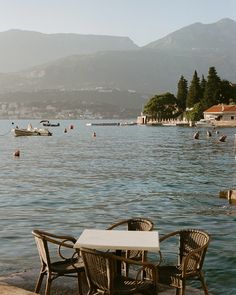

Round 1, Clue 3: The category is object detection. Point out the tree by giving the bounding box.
[201,66,221,109]
[186,102,204,122]
[200,75,206,98]
[143,96,159,121]
[176,75,188,112]
[144,92,178,121]
[186,70,201,108]
[219,79,235,104]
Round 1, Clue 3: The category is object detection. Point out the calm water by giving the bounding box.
[0,119,236,294]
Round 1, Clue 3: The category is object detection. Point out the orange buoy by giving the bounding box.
[14,149,20,157]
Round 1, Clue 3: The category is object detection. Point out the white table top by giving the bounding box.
[74,229,160,252]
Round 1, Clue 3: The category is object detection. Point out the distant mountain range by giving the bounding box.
[0,18,236,118]
[0,29,138,73]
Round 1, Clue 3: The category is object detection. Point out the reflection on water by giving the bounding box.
[0,120,236,295]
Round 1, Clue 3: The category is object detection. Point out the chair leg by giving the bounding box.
[176,288,182,295]
[35,269,45,293]
[77,273,83,295]
[45,273,52,295]
[199,273,209,295]
[176,281,185,295]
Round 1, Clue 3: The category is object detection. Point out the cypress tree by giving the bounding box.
[202,66,221,109]
[186,70,201,108]
[200,75,206,98]
[176,75,188,112]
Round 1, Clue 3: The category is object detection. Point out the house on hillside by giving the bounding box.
[204,104,236,126]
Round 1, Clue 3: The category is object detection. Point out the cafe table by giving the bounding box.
[74,229,160,252]
[74,229,160,274]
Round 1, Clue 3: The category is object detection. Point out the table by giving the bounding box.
[74,229,160,251]
[75,229,160,275]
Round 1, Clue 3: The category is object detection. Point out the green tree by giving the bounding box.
[144,92,178,121]
[186,70,201,108]
[200,75,206,98]
[201,66,221,109]
[143,96,159,121]
[219,79,235,104]
[176,75,188,112]
[186,102,204,122]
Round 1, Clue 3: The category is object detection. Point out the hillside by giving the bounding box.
[145,18,236,51]
[1,18,236,118]
[0,29,138,72]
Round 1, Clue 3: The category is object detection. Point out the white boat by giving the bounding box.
[162,122,177,126]
[12,124,52,137]
[195,119,215,127]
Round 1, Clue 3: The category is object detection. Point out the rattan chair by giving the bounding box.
[32,229,84,295]
[81,247,158,295]
[107,218,154,275]
[157,229,210,295]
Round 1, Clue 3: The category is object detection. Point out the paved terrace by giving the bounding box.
[0,269,212,295]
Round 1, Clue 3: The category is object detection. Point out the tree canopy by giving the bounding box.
[144,92,178,121]
[143,66,236,122]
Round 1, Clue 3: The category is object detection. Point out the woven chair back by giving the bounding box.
[81,248,115,292]
[32,230,51,269]
[128,218,154,231]
[179,229,210,273]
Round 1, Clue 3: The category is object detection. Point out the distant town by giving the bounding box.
[0,101,105,120]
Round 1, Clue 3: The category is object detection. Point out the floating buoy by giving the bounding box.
[207,131,212,137]
[69,125,74,129]
[92,132,96,137]
[13,149,20,157]
[64,128,67,133]
[219,135,227,142]
[193,131,199,139]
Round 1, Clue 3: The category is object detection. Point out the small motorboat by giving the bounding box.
[40,120,60,127]
[12,123,52,137]
[42,122,60,127]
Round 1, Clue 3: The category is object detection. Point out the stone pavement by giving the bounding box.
[0,269,210,295]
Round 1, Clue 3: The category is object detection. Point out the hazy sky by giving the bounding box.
[0,0,236,46]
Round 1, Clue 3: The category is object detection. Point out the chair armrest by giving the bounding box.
[107,219,128,230]
[37,230,76,244]
[181,244,207,276]
[159,230,179,242]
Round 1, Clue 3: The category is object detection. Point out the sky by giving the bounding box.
[0,0,236,46]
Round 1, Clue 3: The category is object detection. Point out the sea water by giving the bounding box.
[0,119,235,295]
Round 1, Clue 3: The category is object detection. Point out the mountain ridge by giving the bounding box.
[0,29,138,73]
[1,18,236,118]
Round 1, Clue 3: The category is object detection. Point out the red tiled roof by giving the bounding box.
[204,105,236,113]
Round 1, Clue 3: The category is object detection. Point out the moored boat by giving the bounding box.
[195,119,215,127]
[12,124,52,137]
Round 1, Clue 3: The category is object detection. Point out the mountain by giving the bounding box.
[0,29,138,72]
[145,18,236,51]
[1,19,236,118]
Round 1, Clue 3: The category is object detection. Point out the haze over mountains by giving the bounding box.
[0,18,236,118]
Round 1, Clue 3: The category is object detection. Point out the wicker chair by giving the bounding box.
[107,218,154,275]
[32,229,84,295]
[157,229,210,295]
[81,247,158,295]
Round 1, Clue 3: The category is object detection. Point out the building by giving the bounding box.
[137,112,148,124]
[204,104,236,126]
